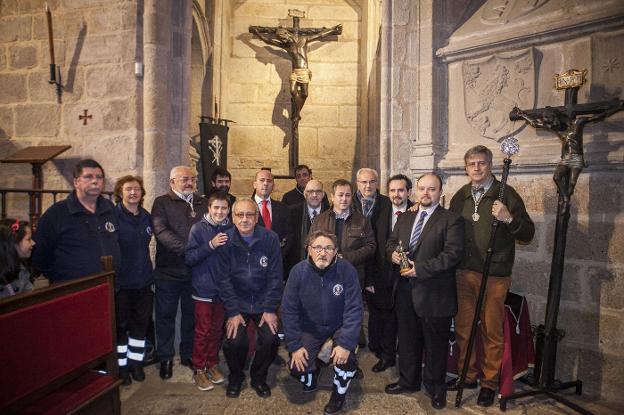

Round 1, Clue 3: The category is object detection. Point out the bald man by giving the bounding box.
[286,179,330,277]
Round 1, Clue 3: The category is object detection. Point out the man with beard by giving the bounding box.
[368,174,414,373]
[385,173,464,410]
[152,166,208,379]
[281,164,329,207]
[207,168,236,208]
[33,159,120,282]
[282,230,363,414]
[448,146,534,407]
[286,179,329,276]
[215,198,283,399]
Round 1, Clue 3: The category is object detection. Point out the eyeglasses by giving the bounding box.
[234,212,257,219]
[358,180,377,185]
[310,245,336,254]
[174,176,197,183]
[305,190,323,195]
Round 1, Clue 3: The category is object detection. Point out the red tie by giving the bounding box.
[261,200,272,230]
[395,211,402,216]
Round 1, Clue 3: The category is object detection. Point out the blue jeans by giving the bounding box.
[155,277,194,361]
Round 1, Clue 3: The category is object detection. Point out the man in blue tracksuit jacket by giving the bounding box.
[282,230,363,415]
[214,198,283,399]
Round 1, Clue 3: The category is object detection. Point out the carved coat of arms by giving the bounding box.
[462,48,535,140]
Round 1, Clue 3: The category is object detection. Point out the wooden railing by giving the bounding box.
[0,188,114,227]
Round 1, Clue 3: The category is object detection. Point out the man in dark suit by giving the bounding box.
[384,173,464,410]
[253,169,292,264]
[368,174,413,373]
[352,168,391,351]
[285,179,329,277]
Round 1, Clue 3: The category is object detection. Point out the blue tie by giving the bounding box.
[409,211,428,250]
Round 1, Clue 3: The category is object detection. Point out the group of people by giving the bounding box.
[5,144,534,413]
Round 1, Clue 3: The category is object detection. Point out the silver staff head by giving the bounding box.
[500,136,520,158]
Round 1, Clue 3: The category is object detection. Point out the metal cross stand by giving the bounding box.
[455,137,519,408]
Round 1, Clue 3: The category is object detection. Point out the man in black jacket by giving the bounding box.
[253,169,293,268]
[384,173,464,411]
[285,179,329,277]
[281,164,329,207]
[352,168,392,352]
[368,174,414,373]
[152,165,208,380]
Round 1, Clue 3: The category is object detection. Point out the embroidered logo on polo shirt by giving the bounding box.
[104,221,116,232]
[332,284,343,296]
[259,256,268,267]
[146,226,152,236]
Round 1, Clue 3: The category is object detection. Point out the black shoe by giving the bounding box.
[324,391,346,414]
[371,359,395,373]
[384,382,420,395]
[300,369,319,393]
[119,366,132,386]
[226,380,243,398]
[130,365,145,382]
[477,387,496,407]
[159,360,173,380]
[424,389,447,410]
[180,357,192,367]
[446,378,478,391]
[250,381,271,398]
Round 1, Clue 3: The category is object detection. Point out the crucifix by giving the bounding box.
[502,70,623,413]
[249,9,342,176]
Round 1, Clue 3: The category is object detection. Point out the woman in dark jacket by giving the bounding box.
[114,175,154,385]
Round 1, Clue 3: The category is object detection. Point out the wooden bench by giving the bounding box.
[0,273,121,414]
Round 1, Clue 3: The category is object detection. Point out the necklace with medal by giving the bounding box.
[472,188,485,222]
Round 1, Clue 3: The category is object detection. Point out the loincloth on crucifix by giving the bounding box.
[290,68,312,84]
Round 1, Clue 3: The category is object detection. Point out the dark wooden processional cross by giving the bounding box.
[249,9,342,176]
[500,69,624,414]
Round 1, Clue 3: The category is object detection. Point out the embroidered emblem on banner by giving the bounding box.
[332,284,344,296]
[104,221,116,232]
[260,256,268,267]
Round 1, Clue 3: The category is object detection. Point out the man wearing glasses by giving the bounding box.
[215,198,283,399]
[151,165,208,380]
[281,230,363,415]
[286,179,329,278]
[33,159,121,282]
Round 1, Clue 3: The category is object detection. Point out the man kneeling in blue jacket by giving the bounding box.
[282,230,363,415]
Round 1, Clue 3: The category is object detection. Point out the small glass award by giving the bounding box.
[396,240,411,272]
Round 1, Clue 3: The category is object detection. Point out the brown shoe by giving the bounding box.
[193,369,215,391]
[207,365,225,384]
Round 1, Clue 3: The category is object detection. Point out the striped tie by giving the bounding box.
[409,211,428,250]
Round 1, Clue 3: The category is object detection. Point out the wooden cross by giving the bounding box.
[249,10,342,176]
[79,109,92,125]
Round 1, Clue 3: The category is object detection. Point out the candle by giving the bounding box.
[45,3,55,66]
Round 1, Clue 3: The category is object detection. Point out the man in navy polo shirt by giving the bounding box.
[33,159,120,282]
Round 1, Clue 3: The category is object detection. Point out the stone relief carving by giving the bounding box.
[591,30,624,101]
[462,48,535,140]
[481,0,550,25]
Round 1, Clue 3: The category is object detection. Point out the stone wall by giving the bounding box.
[222,0,364,198]
[381,0,624,406]
[0,0,141,216]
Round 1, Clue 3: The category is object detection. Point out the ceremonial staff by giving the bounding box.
[455,137,520,408]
